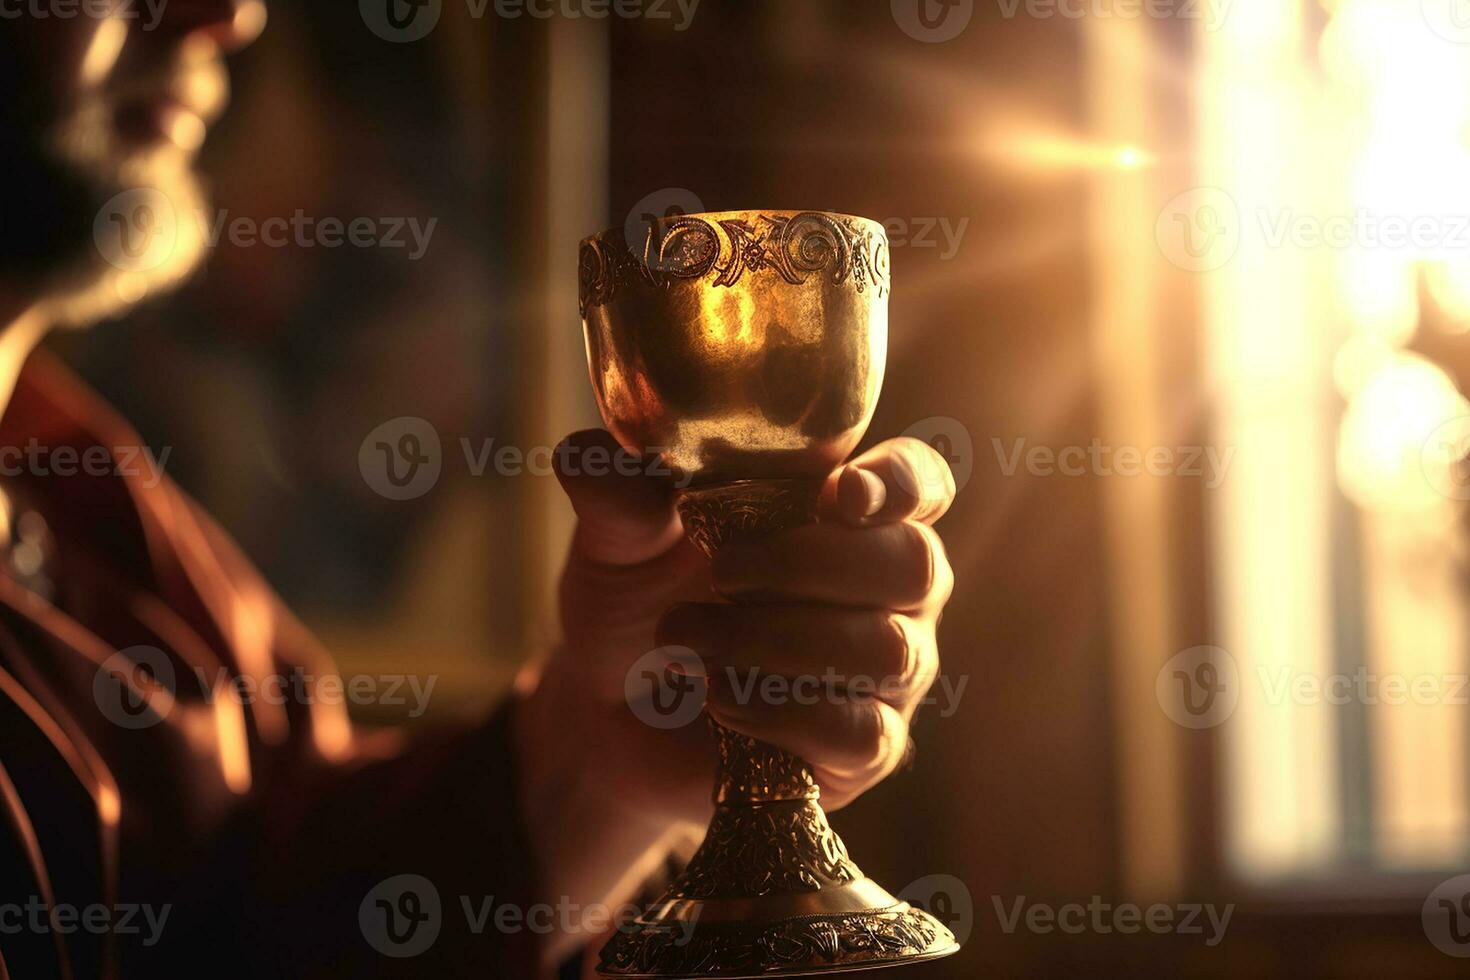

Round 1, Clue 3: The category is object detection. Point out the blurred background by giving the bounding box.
[53,0,1470,975]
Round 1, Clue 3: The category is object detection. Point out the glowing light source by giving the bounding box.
[1208,0,1470,878]
[977,131,1156,173]
[1426,260,1470,332]
[1203,0,1342,881]
[1337,352,1469,513]
[1324,0,1470,872]
[1115,145,1145,170]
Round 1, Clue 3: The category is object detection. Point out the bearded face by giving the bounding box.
[0,4,262,327]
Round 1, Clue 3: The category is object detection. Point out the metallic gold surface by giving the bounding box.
[579,210,889,485]
[580,211,956,977]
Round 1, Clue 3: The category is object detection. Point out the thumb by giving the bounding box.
[555,429,684,566]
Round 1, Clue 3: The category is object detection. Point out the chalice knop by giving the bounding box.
[579,210,958,977]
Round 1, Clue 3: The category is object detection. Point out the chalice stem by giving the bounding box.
[675,479,830,808]
[593,479,956,976]
[708,721,820,806]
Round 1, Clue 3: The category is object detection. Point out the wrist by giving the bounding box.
[510,663,693,890]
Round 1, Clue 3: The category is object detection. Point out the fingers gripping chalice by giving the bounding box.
[578,210,958,977]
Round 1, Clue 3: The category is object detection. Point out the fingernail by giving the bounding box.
[839,465,887,521]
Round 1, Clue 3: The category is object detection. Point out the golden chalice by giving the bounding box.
[579,210,958,977]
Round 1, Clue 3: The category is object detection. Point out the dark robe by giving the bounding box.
[0,352,541,978]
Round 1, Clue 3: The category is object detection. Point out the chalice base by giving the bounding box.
[597,481,959,978]
[596,871,957,978]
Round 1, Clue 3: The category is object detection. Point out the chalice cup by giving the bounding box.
[579,210,958,977]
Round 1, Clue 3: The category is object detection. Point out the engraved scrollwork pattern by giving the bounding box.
[597,906,953,977]
[674,479,820,559]
[667,480,863,898]
[675,481,824,809]
[713,725,818,804]
[674,800,860,900]
[651,217,722,280]
[579,211,889,316]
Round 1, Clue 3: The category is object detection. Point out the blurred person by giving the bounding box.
[0,1,957,977]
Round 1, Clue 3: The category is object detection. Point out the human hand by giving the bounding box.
[513,429,956,962]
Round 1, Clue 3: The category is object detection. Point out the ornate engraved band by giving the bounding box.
[674,799,861,900]
[597,905,956,978]
[579,210,891,316]
[675,479,821,563]
[713,726,819,805]
[675,481,827,808]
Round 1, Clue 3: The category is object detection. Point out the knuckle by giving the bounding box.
[928,531,955,607]
[840,701,891,772]
[901,438,954,507]
[906,639,941,706]
[930,448,958,501]
[877,614,918,686]
[911,438,948,484]
[890,452,924,504]
[894,522,940,604]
